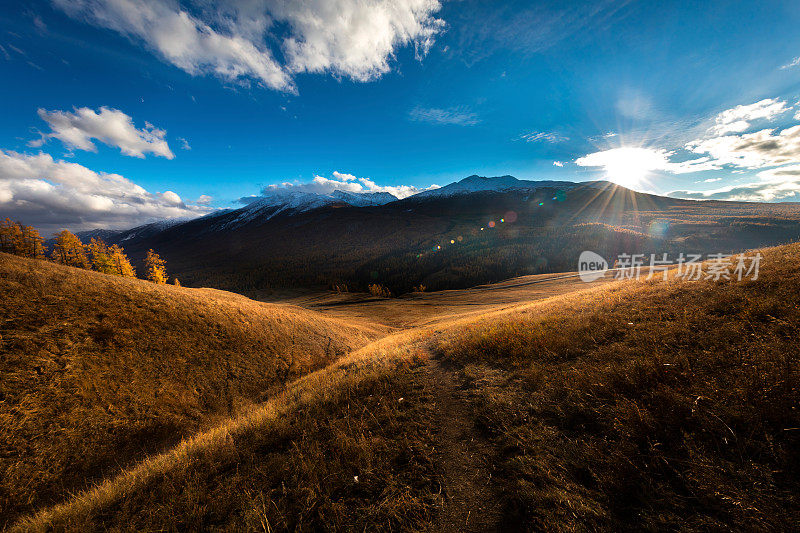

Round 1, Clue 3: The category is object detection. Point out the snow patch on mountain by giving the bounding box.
[74,218,192,245]
[212,189,399,230]
[330,190,398,206]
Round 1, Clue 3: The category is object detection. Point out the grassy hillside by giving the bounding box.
[437,244,800,530]
[6,244,800,531]
[0,253,382,525]
[11,334,442,532]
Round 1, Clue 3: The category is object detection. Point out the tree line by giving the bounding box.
[0,218,177,285]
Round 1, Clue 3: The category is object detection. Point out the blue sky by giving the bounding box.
[2,0,800,230]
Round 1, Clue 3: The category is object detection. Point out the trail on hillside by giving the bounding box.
[416,351,504,532]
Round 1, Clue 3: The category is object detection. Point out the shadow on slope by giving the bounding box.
[437,244,800,530]
[0,253,382,525]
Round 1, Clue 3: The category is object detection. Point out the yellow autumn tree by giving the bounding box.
[109,244,136,278]
[51,230,89,268]
[0,218,23,254]
[87,238,116,275]
[145,249,167,284]
[0,219,44,258]
[21,225,45,259]
[172,278,181,287]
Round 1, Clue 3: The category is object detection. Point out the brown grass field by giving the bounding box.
[0,253,382,526]
[2,244,799,531]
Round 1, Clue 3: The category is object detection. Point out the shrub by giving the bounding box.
[368,283,392,298]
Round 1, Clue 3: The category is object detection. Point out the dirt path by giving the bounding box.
[417,352,504,532]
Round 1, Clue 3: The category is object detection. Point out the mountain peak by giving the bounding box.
[461,174,516,181]
[410,174,589,199]
[459,175,521,187]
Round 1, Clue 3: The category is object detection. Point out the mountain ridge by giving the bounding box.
[410,175,613,199]
[82,176,612,239]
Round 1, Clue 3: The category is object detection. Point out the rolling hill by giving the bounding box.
[7,242,799,531]
[0,253,383,526]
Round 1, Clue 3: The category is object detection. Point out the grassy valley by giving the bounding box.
[3,242,798,531]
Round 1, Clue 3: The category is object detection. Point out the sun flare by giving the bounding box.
[575,146,671,189]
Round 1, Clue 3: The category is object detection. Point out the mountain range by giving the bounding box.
[80,175,608,240]
[78,175,800,296]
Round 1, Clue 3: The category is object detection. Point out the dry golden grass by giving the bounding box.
[11,331,441,532]
[0,253,382,525]
[436,244,800,530]
[5,243,800,531]
[279,268,620,328]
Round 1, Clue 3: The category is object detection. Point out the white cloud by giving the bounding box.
[518,131,568,143]
[332,171,357,182]
[409,106,479,126]
[670,164,800,202]
[196,194,213,205]
[262,171,438,199]
[552,161,564,167]
[0,149,210,232]
[178,137,191,150]
[273,0,444,81]
[34,106,174,159]
[54,0,294,91]
[575,97,800,196]
[53,0,443,91]
[687,125,800,169]
[160,190,182,204]
[588,131,617,142]
[356,176,439,199]
[780,56,800,70]
[702,177,722,183]
[757,164,800,181]
[710,98,789,135]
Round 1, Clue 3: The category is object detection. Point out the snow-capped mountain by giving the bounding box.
[409,175,609,199]
[75,176,618,246]
[118,218,194,242]
[205,189,399,230]
[330,190,398,206]
[73,218,191,245]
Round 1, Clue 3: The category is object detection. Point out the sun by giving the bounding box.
[575,146,670,189]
